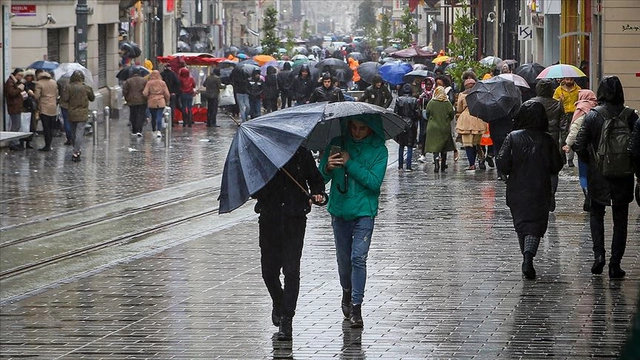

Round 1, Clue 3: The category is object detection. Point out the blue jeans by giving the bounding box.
[398,145,413,169]
[61,107,72,141]
[249,97,261,119]
[236,93,250,122]
[332,216,375,305]
[180,94,193,124]
[149,108,163,131]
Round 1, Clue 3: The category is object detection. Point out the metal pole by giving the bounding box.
[75,0,89,67]
[91,110,98,145]
[104,106,110,140]
[164,106,172,147]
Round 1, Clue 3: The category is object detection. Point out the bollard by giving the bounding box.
[90,111,98,145]
[104,106,110,140]
[164,106,172,148]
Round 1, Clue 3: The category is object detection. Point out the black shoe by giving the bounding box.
[609,263,626,279]
[64,140,73,146]
[549,193,556,212]
[486,156,495,168]
[349,304,363,328]
[277,316,293,341]
[478,160,487,170]
[213,124,220,127]
[38,147,51,152]
[71,152,81,162]
[583,198,591,212]
[591,255,606,274]
[25,142,33,149]
[9,145,23,151]
[341,289,352,320]
[272,306,281,327]
[522,253,536,279]
[434,160,440,173]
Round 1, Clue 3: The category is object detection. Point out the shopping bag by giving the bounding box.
[20,112,32,133]
[219,85,236,106]
[194,92,202,106]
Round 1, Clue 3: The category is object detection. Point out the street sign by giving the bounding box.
[518,25,533,41]
[11,5,36,17]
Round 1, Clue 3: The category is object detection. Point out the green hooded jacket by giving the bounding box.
[318,116,388,220]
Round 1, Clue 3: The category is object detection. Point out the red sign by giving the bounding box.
[11,5,36,16]
[166,0,174,13]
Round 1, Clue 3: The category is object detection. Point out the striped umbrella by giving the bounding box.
[536,64,586,79]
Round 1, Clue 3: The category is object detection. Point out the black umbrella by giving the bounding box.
[218,102,408,213]
[514,63,546,85]
[348,52,365,61]
[333,67,354,84]
[465,76,521,121]
[315,58,349,71]
[239,63,261,76]
[120,41,141,58]
[116,65,150,81]
[403,69,436,84]
[357,62,381,84]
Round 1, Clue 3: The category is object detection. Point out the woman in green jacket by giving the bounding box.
[318,116,388,329]
[61,70,95,162]
[425,86,456,172]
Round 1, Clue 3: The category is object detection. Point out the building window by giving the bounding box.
[47,29,60,62]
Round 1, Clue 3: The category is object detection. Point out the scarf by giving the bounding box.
[432,86,448,102]
[572,89,597,123]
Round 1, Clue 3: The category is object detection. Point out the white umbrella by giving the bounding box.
[53,63,96,90]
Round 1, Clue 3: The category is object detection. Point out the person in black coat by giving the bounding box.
[394,83,420,171]
[161,64,181,125]
[630,117,640,179]
[277,62,294,109]
[253,147,326,341]
[291,64,315,105]
[573,75,639,279]
[308,73,344,103]
[358,75,392,108]
[263,66,279,113]
[496,100,564,279]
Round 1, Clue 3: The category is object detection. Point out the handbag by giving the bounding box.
[20,112,32,133]
[219,85,236,106]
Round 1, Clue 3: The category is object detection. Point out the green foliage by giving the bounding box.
[356,0,377,36]
[301,20,311,41]
[261,7,280,56]
[285,29,295,55]
[395,8,419,48]
[379,14,391,48]
[446,4,491,89]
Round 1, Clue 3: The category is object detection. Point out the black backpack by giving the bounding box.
[591,106,635,178]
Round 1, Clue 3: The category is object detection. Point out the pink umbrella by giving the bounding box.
[536,64,586,79]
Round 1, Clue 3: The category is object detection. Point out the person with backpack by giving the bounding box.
[573,75,639,279]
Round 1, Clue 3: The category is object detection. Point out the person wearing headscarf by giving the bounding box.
[394,83,420,171]
[496,100,564,279]
[425,86,456,172]
[573,76,638,279]
[456,78,488,170]
[563,89,598,211]
[61,70,95,162]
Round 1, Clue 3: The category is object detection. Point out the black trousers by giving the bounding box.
[129,104,147,133]
[590,201,629,264]
[206,97,219,126]
[280,91,293,109]
[40,114,56,148]
[259,214,306,318]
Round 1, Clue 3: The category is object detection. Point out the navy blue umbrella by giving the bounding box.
[218,101,407,213]
[27,60,59,71]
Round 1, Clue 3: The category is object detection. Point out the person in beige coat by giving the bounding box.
[455,78,488,170]
[34,71,59,151]
[143,70,170,137]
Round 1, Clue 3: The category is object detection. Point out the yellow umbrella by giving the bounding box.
[432,55,451,64]
[253,55,277,66]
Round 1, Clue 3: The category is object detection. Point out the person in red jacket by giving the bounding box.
[179,68,195,127]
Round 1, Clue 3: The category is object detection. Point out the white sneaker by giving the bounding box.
[156,131,162,138]
[136,132,143,137]
[418,155,427,163]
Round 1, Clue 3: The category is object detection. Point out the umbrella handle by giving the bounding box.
[281,168,328,206]
[336,173,348,194]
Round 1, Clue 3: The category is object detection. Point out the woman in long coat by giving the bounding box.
[456,78,488,170]
[496,100,564,279]
[425,86,455,172]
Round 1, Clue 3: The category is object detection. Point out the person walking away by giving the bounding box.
[203,68,225,127]
[496,100,564,279]
[230,64,250,121]
[359,75,392,108]
[178,67,196,127]
[253,147,326,341]
[309,73,345,103]
[417,77,435,163]
[4,68,27,151]
[573,75,638,279]
[318,117,389,328]
[554,77,581,167]
[394,83,420,171]
[160,64,181,126]
[456,79,488,170]
[291,64,315,106]
[33,70,59,151]
[563,89,598,211]
[123,68,148,135]
[247,68,263,119]
[143,70,170,137]
[277,62,294,109]
[262,66,279,113]
[425,86,456,172]
[61,70,95,162]
[532,78,565,211]
[57,76,73,145]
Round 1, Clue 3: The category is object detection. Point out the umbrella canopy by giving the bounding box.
[390,47,434,58]
[480,56,502,67]
[465,76,521,121]
[412,64,430,71]
[403,69,437,84]
[293,46,308,55]
[239,63,261,76]
[332,67,354,83]
[120,41,142,58]
[347,52,365,61]
[380,57,397,64]
[497,59,518,68]
[357,62,382,84]
[379,61,413,86]
[383,46,398,54]
[218,102,407,213]
[253,54,276,66]
[536,64,586,79]
[27,60,59,71]
[238,59,259,66]
[116,65,150,81]
[497,73,530,89]
[514,63,545,85]
[53,63,96,90]
[431,55,450,64]
[260,60,280,76]
[291,54,308,61]
[315,58,349,71]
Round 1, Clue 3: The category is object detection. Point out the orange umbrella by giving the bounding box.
[431,55,450,64]
[253,55,277,66]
